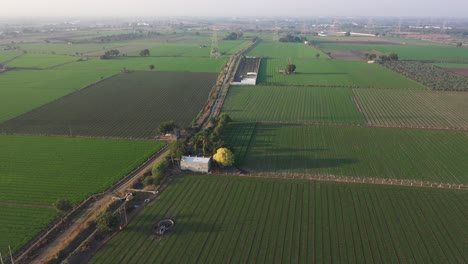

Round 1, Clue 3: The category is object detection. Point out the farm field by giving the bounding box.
[0,135,164,205]
[0,71,218,138]
[222,122,257,165]
[246,41,328,59]
[433,63,468,68]
[317,43,468,62]
[0,205,57,257]
[222,86,366,124]
[239,123,467,183]
[0,49,21,63]
[0,69,119,123]
[257,58,425,88]
[353,89,468,128]
[54,56,228,72]
[5,53,78,69]
[90,175,467,264]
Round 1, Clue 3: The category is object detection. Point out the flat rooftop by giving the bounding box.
[181,156,211,163]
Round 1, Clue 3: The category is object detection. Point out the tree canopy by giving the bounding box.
[158,121,177,135]
[285,64,296,74]
[53,199,73,215]
[140,49,150,56]
[213,148,235,167]
[96,212,120,232]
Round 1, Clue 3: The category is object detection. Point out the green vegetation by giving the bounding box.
[258,58,424,88]
[6,53,78,69]
[0,69,118,122]
[247,41,328,59]
[222,122,257,165]
[213,148,235,167]
[222,86,366,124]
[96,212,120,233]
[433,63,468,68]
[0,205,57,257]
[383,61,468,91]
[317,43,468,62]
[90,175,467,263]
[53,199,73,215]
[55,56,227,72]
[0,49,21,63]
[242,124,467,183]
[353,89,468,128]
[0,135,164,205]
[0,71,217,138]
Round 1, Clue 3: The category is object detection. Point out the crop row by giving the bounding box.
[0,135,164,205]
[353,88,468,128]
[241,124,468,183]
[0,205,57,259]
[383,61,468,91]
[222,122,257,164]
[222,86,366,124]
[0,71,217,138]
[90,175,467,263]
[257,58,424,88]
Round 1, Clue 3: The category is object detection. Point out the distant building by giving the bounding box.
[180,156,211,173]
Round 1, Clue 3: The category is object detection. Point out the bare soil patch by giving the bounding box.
[445,68,468,75]
[325,50,364,60]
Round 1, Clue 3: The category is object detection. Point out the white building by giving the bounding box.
[180,156,211,173]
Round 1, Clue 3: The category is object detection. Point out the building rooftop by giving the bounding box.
[181,156,211,163]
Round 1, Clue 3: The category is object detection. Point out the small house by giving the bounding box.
[180,156,211,173]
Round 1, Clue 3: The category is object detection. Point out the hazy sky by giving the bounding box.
[1,0,467,18]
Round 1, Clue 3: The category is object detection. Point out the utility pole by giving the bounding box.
[210,30,220,58]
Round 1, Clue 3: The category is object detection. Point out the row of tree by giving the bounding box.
[279,34,307,43]
[100,49,120,59]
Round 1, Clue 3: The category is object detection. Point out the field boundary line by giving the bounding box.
[255,120,468,132]
[211,172,468,191]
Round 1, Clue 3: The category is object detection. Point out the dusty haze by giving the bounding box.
[1,0,467,17]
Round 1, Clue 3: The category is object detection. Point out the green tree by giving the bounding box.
[368,54,377,60]
[285,64,296,74]
[315,53,320,59]
[388,53,399,61]
[456,42,463,47]
[149,64,155,70]
[53,199,73,215]
[140,49,150,56]
[213,148,235,167]
[96,212,119,232]
[169,140,185,160]
[158,121,177,134]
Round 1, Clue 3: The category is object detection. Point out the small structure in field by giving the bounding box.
[180,156,211,173]
[154,219,175,235]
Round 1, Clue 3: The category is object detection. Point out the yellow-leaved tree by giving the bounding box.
[213,148,235,167]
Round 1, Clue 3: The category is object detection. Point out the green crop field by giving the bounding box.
[222,86,365,124]
[55,56,227,72]
[433,63,468,68]
[0,49,21,63]
[246,41,328,59]
[318,43,468,62]
[17,43,124,55]
[0,71,218,138]
[0,68,119,123]
[257,58,425,88]
[6,53,78,69]
[353,89,468,128]
[238,124,467,183]
[0,135,164,205]
[90,175,467,264]
[222,122,257,164]
[0,205,57,257]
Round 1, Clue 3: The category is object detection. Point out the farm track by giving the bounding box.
[15,146,169,264]
[213,172,468,191]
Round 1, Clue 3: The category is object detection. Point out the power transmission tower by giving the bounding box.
[210,30,220,58]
